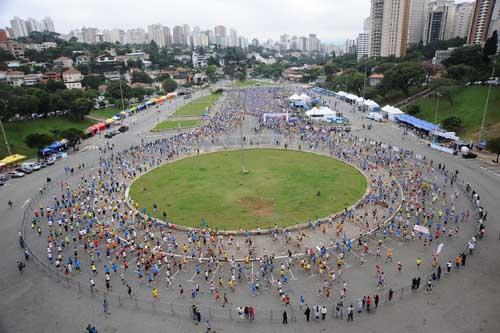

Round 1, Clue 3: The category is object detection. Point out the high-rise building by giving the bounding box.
[408,0,429,45]
[214,25,227,38]
[25,18,44,34]
[454,2,475,39]
[468,0,497,44]
[80,27,99,44]
[147,24,171,47]
[380,0,411,57]
[207,30,216,44]
[423,0,457,45]
[369,0,385,57]
[488,0,500,46]
[125,28,146,44]
[364,17,371,33]
[42,17,55,32]
[172,26,185,45]
[357,33,369,60]
[10,17,28,38]
[298,36,309,51]
[309,34,321,51]
[182,24,190,45]
[229,28,238,47]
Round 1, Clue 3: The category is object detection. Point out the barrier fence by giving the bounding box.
[18,134,483,324]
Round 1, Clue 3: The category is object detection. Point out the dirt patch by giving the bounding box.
[236,196,274,217]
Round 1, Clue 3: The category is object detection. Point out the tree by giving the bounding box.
[162,78,177,93]
[60,128,84,147]
[24,133,53,149]
[68,97,93,120]
[105,80,131,100]
[131,71,152,84]
[46,79,66,92]
[205,65,217,82]
[0,48,15,62]
[406,104,421,116]
[483,30,498,60]
[441,116,463,132]
[82,75,105,90]
[487,137,500,163]
[382,62,425,97]
[446,64,478,83]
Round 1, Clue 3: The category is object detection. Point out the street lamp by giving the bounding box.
[116,66,125,111]
[0,98,12,156]
[479,56,497,146]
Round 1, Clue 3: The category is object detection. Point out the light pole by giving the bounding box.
[433,92,441,143]
[479,56,497,146]
[116,66,125,111]
[362,57,368,100]
[0,98,12,156]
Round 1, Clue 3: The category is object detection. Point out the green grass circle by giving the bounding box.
[129,149,367,230]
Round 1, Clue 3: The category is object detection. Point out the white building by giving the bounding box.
[125,28,146,44]
[357,33,369,60]
[53,56,74,69]
[10,17,28,38]
[147,24,171,47]
[407,0,429,45]
[192,52,208,68]
[63,68,83,89]
[454,2,475,39]
[42,17,55,32]
[229,28,238,47]
[423,0,457,45]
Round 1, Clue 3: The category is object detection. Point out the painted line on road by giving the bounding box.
[21,198,31,208]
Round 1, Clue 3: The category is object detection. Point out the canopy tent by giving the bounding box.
[288,93,301,101]
[363,99,380,112]
[105,118,115,124]
[381,105,404,121]
[39,147,55,156]
[396,114,438,132]
[0,154,26,165]
[0,162,6,168]
[299,93,311,102]
[434,131,460,141]
[306,106,336,117]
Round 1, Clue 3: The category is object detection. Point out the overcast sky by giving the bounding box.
[0,0,371,43]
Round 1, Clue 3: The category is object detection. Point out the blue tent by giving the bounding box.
[395,114,438,132]
[39,147,55,156]
[48,141,64,150]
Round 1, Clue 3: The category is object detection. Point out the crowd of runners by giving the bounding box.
[19,87,486,327]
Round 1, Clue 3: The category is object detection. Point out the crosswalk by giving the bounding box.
[459,156,500,177]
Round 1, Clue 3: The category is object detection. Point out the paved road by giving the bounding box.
[1,87,499,333]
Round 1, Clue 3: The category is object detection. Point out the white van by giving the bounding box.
[22,162,41,171]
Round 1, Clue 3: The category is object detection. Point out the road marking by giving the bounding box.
[288,267,297,280]
[21,198,31,208]
[188,270,197,282]
[210,263,220,283]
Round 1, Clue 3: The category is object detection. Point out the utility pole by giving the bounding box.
[479,56,497,146]
[116,66,125,111]
[0,98,12,156]
[362,57,368,100]
[433,92,440,143]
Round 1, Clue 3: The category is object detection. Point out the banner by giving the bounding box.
[413,224,429,235]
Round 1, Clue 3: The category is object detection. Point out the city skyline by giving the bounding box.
[0,0,375,43]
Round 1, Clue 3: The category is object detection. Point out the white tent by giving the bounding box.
[306,106,336,121]
[299,93,311,103]
[363,99,380,111]
[289,93,301,101]
[381,105,404,121]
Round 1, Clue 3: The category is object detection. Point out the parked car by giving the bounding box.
[118,125,129,133]
[104,131,117,139]
[7,171,24,178]
[45,159,55,166]
[16,167,32,174]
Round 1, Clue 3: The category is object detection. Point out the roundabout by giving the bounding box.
[4,85,494,333]
[129,149,367,230]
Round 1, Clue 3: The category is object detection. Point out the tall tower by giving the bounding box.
[468,0,497,45]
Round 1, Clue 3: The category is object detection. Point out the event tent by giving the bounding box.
[381,105,404,121]
[306,106,336,121]
[0,154,26,165]
[396,114,438,132]
[288,94,301,101]
[299,93,311,103]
